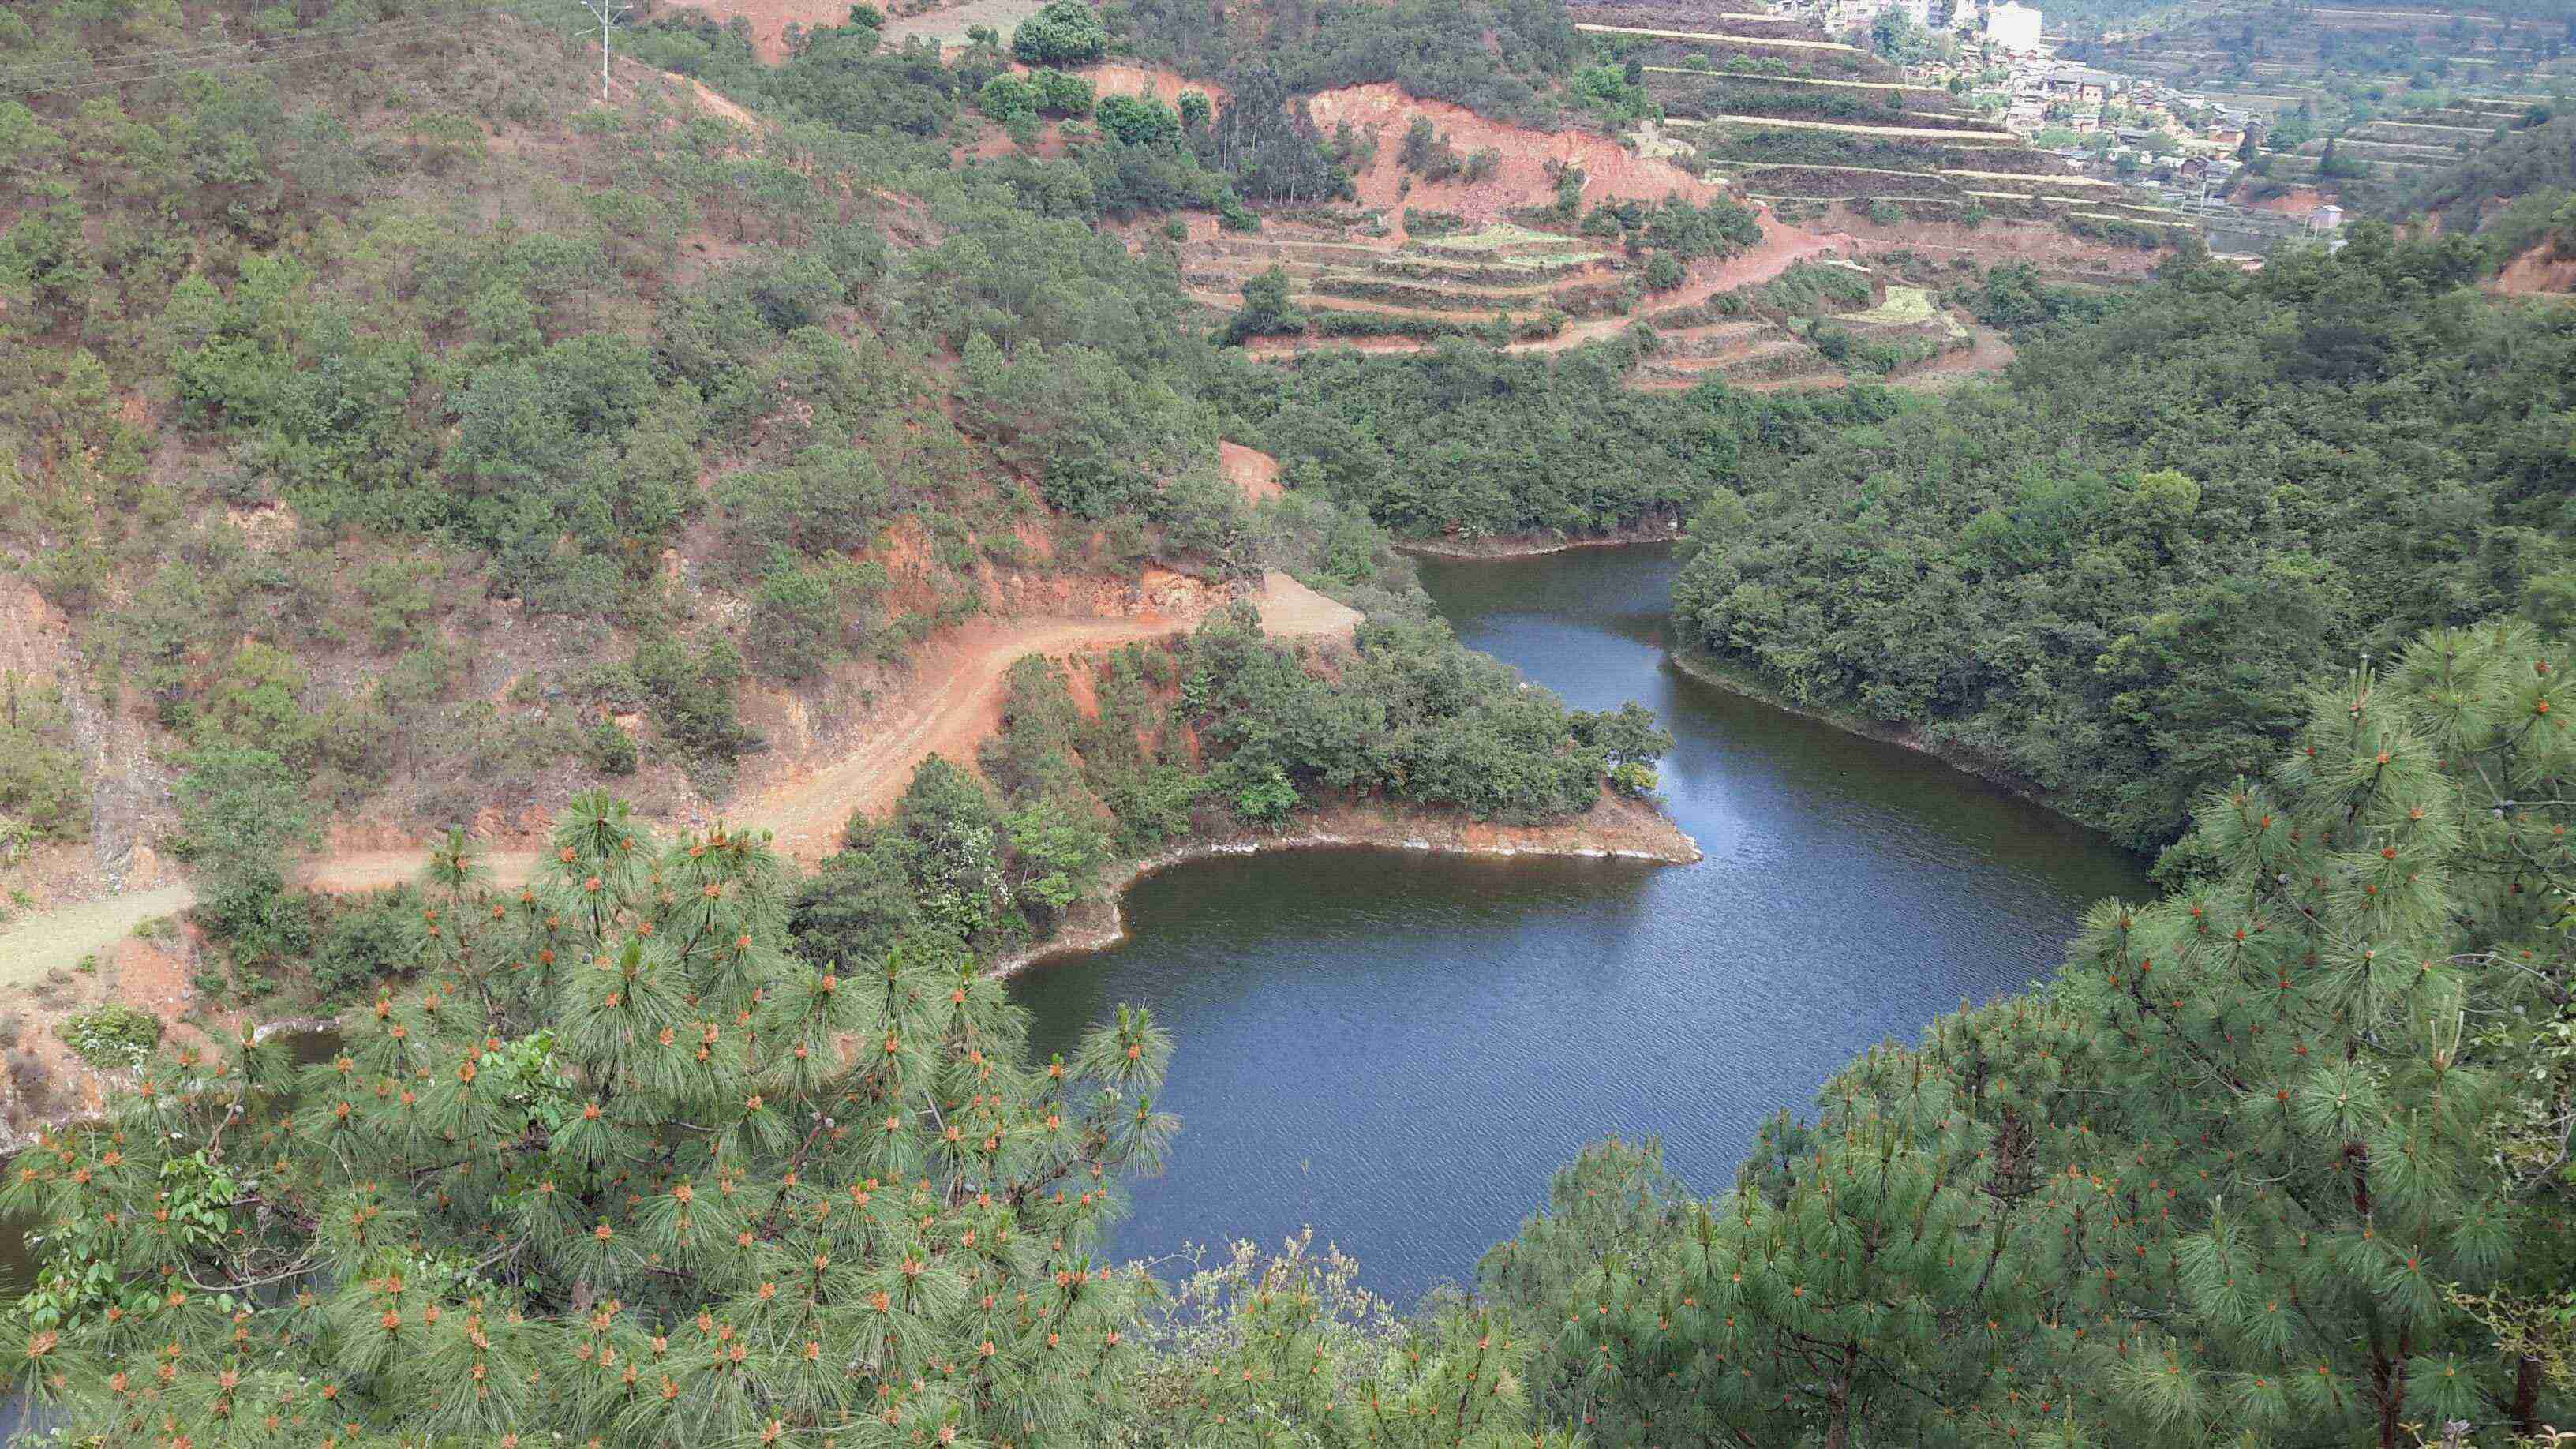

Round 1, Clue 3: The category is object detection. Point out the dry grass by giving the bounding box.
[878,0,1053,46]
[1844,284,1937,325]
[1419,223,1571,253]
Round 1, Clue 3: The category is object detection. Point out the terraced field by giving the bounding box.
[1417,223,1592,253]
[1668,114,2017,142]
[1575,21,1857,49]
[1185,219,1624,331]
[1192,202,1906,391]
[1126,28,2054,391]
[1641,66,1938,95]
[1606,13,2152,265]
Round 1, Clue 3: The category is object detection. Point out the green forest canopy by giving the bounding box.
[1673,225,2576,848]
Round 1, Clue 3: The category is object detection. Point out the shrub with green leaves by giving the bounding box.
[977,73,1037,122]
[1012,0,1109,65]
[1095,93,1181,147]
[0,675,85,844]
[1030,67,1096,118]
[54,1005,163,1070]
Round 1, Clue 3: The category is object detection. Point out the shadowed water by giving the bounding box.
[1007,545,2151,1301]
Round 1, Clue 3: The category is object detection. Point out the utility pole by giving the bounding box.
[575,0,631,101]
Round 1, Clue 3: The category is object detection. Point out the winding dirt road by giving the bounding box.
[0,572,1359,981]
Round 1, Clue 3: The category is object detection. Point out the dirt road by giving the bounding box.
[748,611,1200,862]
[0,886,193,990]
[3,575,1361,979]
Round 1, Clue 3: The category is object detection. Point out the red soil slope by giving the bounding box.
[1221,440,1286,502]
[2494,242,2576,296]
[1309,84,1724,217]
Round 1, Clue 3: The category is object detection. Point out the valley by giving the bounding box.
[1,0,2570,1443]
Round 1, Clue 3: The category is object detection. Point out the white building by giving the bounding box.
[1987,2,2042,51]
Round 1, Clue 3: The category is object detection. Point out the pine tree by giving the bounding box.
[6,790,1182,1446]
[1488,621,2576,1447]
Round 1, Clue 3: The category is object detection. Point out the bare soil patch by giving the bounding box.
[1086,62,1227,105]
[1221,441,1286,503]
[2492,242,2576,297]
[1886,319,2014,390]
[1307,84,1724,219]
[0,888,191,993]
[880,0,1050,48]
[0,928,245,1144]
[1250,570,1362,642]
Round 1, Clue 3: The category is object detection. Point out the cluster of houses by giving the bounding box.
[1758,0,2355,253]
[1964,51,2267,161]
[1776,0,2040,49]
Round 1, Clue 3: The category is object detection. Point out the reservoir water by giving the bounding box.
[0,545,2151,1320]
[1009,543,2151,1301]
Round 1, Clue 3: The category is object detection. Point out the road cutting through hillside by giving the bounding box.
[0,570,1359,981]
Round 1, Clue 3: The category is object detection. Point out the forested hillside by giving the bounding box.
[2392,109,2576,274]
[1204,340,1902,540]
[2411,110,2576,224]
[1673,225,2576,847]
[0,0,1667,858]
[16,622,2571,1446]
[5,0,2575,1445]
[1486,621,2576,1445]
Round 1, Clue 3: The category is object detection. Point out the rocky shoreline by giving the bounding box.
[1389,520,1683,560]
[990,793,1702,976]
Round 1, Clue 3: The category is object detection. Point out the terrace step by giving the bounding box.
[1666,114,2019,142]
[1575,21,1859,49]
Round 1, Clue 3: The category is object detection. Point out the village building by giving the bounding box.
[2040,66,2121,105]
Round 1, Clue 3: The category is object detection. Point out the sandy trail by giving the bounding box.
[6,576,1362,976]
[0,886,193,990]
[749,611,1196,862]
